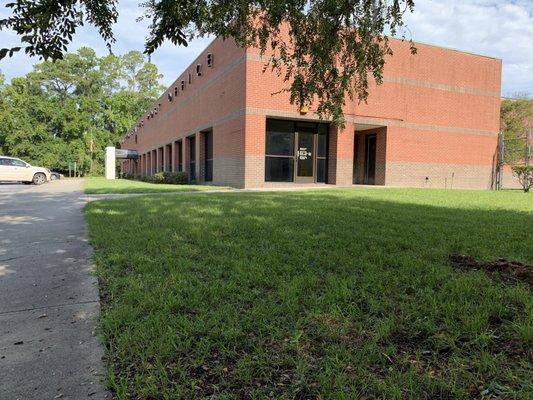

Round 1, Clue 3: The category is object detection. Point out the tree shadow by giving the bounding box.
[85,189,532,398]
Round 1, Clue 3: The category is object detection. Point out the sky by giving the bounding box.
[0,0,532,97]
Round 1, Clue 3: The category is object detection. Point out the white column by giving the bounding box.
[105,146,116,179]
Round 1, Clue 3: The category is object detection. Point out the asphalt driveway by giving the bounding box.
[0,180,109,399]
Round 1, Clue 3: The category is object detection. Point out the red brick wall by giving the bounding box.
[242,37,502,189]
[121,35,502,190]
[121,37,247,187]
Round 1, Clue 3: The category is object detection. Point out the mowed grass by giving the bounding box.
[85,188,533,399]
[84,176,229,194]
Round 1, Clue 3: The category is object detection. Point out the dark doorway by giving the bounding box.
[175,140,183,172]
[165,144,172,171]
[188,135,196,182]
[295,130,315,183]
[204,130,213,182]
[364,134,377,185]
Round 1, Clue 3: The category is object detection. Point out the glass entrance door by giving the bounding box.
[295,131,315,183]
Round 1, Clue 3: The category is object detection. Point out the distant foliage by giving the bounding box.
[123,171,189,185]
[500,97,532,165]
[0,49,164,174]
[0,1,416,126]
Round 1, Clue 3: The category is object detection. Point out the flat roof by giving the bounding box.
[390,35,501,61]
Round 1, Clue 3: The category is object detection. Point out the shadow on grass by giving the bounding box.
[84,177,228,194]
[86,190,533,399]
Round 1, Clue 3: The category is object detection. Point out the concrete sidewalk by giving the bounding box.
[0,180,109,399]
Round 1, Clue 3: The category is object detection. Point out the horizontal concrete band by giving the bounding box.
[246,53,500,98]
[382,76,500,98]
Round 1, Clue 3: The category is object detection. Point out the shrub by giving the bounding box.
[511,165,533,192]
[130,171,189,184]
[162,171,188,184]
[152,172,166,184]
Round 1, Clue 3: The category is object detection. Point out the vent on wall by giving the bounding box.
[207,53,213,67]
[181,80,185,90]
[168,92,173,102]
[174,87,178,96]
[188,73,191,84]
[196,64,202,76]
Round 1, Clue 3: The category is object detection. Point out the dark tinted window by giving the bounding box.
[265,157,294,182]
[266,120,294,156]
[295,121,316,131]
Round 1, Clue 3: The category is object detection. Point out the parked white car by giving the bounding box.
[0,156,51,185]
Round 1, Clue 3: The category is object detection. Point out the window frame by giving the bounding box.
[265,119,328,183]
[265,119,296,182]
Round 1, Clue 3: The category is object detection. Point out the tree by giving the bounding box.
[501,97,533,165]
[0,1,415,125]
[0,48,165,174]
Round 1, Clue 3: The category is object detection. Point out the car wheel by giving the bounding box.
[50,174,58,180]
[33,173,47,185]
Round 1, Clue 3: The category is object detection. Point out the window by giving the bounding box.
[11,159,27,167]
[196,64,202,76]
[188,73,191,84]
[174,87,178,96]
[135,135,138,144]
[204,131,213,181]
[181,80,185,90]
[207,53,213,67]
[265,120,294,182]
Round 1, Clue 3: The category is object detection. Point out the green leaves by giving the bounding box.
[1,1,415,126]
[501,98,533,166]
[179,0,417,126]
[0,48,164,174]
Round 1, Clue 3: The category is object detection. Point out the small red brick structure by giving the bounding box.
[120,36,504,189]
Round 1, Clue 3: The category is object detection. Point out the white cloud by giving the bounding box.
[0,0,532,96]
[402,0,533,96]
[0,0,212,87]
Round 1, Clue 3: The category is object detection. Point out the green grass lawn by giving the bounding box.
[84,176,229,194]
[85,188,533,399]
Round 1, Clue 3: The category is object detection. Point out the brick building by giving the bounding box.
[120,36,504,189]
